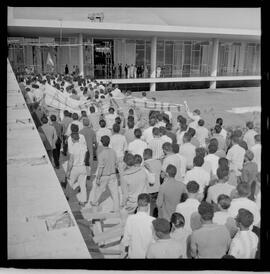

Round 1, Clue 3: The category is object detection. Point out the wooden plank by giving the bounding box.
[81,208,121,221]
[99,248,121,255]
[93,224,124,243]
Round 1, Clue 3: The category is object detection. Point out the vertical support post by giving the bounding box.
[238,41,247,76]
[150,36,157,92]
[210,38,219,89]
[78,33,84,77]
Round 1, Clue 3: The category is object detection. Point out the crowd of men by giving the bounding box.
[18,72,261,259]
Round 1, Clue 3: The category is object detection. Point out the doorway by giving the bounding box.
[94,39,113,79]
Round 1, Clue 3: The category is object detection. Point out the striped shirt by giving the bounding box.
[148,137,166,160]
[229,230,258,258]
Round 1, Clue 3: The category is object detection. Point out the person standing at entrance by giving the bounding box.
[65,64,69,75]
[125,64,128,78]
[119,63,123,78]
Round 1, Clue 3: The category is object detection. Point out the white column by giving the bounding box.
[210,38,219,89]
[150,36,157,92]
[238,41,247,75]
[78,33,84,77]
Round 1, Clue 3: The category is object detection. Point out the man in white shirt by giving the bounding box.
[204,143,220,177]
[196,119,209,148]
[121,193,155,258]
[179,133,196,170]
[251,134,261,173]
[184,156,210,194]
[184,101,201,131]
[226,135,246,176]
[111,84,122,97]
[206,168,235,204]
[66,132,87,205]
[216,118,227,140]
[243,121,258,150]
[172,143,187,180]
[176,181,201,232]
[105,107,117,130]
[229,208,258,258]
[110,123,128,162]
[65,112,83,137]
[128,128,147,158]
[148,127,166,160]
[67,124,87,154]
[142,118,156,144]
[161,142,183,182]
[228,182,260,227]
[160,126,172,143]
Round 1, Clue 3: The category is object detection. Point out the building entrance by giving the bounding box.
[94,39,113,79]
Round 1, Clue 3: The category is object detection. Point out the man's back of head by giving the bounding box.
[100,135,110,147]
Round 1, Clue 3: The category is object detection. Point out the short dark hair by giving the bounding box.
[64,110,69,116]
[193,156,204,167]
[70,123,79,133]
[231,135,240,144]
[170,212,185,228]
[187,181,199,193]
[124,153,135,166]
[183,132,191,142]
[198,202,214,221]
[152,218,171,235]
[162,142,172,152]
[239,140,248,151]
[218,157,229,168]
[134,128,142,139]
[166,164,177,178]
[187,127,196,137]
[50,115,57,122]
[237,182,250,197]
[208,143,218,154]
[172,143,179,153]
[101,135,110,147]
[198,119,205,126]
[209,138,218,147]
[137,193,150,207]
[99,119,106,128]
[108,107,115,113]
[113,123,120,133]
[216,118,223,126]
[217,194,231,209]
[89,106,95,113]
[71,132,79,141]
[115,116,121,124]
[216,167,229,180]
[127,120,135,129]
[236,208,254,228]
[196,147,206,157]
[143,148,152,159]
[246,121,254,129]
[134,154,143,165]
[41,116,48,124]
[142,91,147,97]
[152,127,160,136]
[72,113,79,120]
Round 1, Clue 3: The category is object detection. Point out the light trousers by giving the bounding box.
[69,165,87,203]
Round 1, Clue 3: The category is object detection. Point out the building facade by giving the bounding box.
[7,7,261,91]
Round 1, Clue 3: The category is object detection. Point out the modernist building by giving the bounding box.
[7,7,261,91]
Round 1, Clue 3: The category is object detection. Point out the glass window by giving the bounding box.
[146,42,151,65]
[165,41,173,65]
[184,43,191,64]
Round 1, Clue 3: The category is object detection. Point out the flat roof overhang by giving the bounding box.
[7,18,261,41]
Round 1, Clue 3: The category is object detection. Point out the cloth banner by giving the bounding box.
[46,52,54,66]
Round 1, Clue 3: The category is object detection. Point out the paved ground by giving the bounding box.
[53,86,261,258]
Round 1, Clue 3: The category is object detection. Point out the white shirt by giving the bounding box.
[176,130,187,146]
[206,182,235,204]
[33,88,43,102]
[176,198,200,232]
[229,230,258,258]
[68,134,86,154]
[175,153,187,179]
[251,143,261,173]
[228,197,260,227]
[65,120,83,136]
[226,144,245,176]
[184,166,210,193]
[128,139,148,158]
[122,211,155,258]
[161,135,172,143]
[243,129,258,150]
[105,113,117,130]
[148,137,166,160]
[96,127,112,145]
[179,142,196,169]
[162,153,183,182]
[195,126,209,147]
[110,134,128,159]
[204,153,219,176]
[142,126,154,144]
[213,211,232,225]
[186,111,200,131]
[220,128,227,140]
[69,142,87,167]
[111,88,122,97]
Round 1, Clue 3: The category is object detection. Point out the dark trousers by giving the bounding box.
[63,135,68,155]
[53,138,61,168]
[149,192,158,217]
